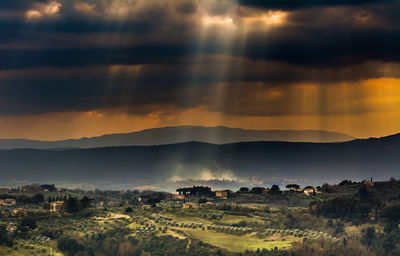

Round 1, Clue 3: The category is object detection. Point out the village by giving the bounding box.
[0,178,380,216]
[0,182,327,215]
[0,178,398,256]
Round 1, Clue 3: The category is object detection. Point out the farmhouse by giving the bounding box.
[0,198,16,206]
[98,201,109,207]
[6,224,17,233]
[362,179,375,187]
[12,208,28,217]
[50,201,65,213]
[182,202,199,209]
[142,204,152,210]
[174,194,186,200]
[304,187,315,196]
[295,188,304,193]
[215,190,230,198]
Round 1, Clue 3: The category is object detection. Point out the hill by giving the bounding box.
[0,126,354,149]
[0,133,398,190]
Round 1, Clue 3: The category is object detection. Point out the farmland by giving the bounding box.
[1,180,400,255]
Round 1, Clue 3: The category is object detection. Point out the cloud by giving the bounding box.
[0,2,399,70]
[237,0,396,10]
[0,59,399,116]
[0,0,399,140]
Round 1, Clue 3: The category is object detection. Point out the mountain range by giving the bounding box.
[0,126,354,150]
[0,132,398,190]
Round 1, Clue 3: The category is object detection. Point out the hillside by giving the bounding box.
[0,126,354,149]
[0,133,398,190]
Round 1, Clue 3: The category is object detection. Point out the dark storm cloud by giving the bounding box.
[0,0,46,10]
[0,59,399,116]
[0,69,184,116]
[0,2,175,34]
[1,26,400,70]
[240,27,400,68]
[0,1,399,69]
[0,45,189,70]
[237,0,396,10]
[0,0,399,117]
[1,26,399,69]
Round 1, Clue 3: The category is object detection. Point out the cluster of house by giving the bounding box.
[176,186,231,199]
[0,184,63,194]
[12,208,28,217]
[0,198,28,217]
[18,184,60,193]
[286,186,322,196]
[172,186,231,210]
[49,201,65,213]
[173,185,324,210]
[0,198,16,206]
[48,199,121,213]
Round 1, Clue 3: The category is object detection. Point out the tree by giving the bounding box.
[239,187,249,193]
[286,184,300,190]
[384,222,398,234]
[19,216,37,230]
[103,237,119,255]
[147,198,160,206]
[357,185,370,200]
[382,205,400,222]
[80,197,93,210]
[362,226,376,246]
[65,197,80,213]
[321,183,332,193]
[250,187,265,194]
[339,180,352,186]
[270,185,281,195]
[16,195,31,204]
[31,193,44,204]
[198,198,208,204]
[57,237,84,256]
[0,225,8,245]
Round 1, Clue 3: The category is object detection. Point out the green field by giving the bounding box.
[168,214,213,225]
[219,214,264,224]
[184,229,297,252]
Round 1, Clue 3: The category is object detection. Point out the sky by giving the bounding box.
[0,0,399,140]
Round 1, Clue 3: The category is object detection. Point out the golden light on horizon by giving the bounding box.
[0,78,398,141]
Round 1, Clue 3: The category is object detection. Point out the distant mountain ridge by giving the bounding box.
[0,133,398,190]
[0,126,354,149]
